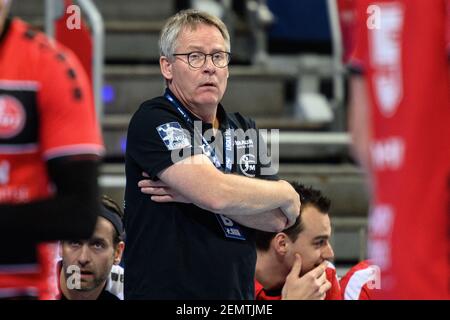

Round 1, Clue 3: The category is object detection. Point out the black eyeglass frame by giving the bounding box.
[172,51,232,68]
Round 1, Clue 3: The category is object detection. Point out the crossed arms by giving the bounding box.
[139,154,301,232]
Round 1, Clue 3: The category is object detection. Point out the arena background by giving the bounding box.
[10,0,369,277]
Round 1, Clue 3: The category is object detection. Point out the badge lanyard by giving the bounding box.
[164,90,233,173]
[164,90,246,241]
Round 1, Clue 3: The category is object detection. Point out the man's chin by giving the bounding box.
[195,93,221,105]
[197,98,219,107]
[76,282,96,292]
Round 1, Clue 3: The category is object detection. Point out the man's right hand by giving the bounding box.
[279,181,301,228]
[281,254,331,300]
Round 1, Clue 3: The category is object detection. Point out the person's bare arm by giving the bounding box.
[224,210,288,232]
[349,75,372,175]
[139,176,289,232]
[142,154,300,232]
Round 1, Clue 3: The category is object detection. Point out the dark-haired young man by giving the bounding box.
[255,183,341,300]
[58,196,125,300]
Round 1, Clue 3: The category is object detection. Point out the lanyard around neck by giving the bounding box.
[164,90,233,173]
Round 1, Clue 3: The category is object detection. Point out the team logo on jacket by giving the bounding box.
[239,154,256,177]
[156,122,191,150]
[0,95,26,139]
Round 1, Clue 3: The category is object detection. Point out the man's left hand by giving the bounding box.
[138,172,190,204]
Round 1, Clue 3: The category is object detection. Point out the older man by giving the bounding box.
[124,9,300,299]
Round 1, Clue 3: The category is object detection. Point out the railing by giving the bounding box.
[332,217,368,262]
[45,0,104,123]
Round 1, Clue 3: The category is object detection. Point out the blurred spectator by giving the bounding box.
[58,196,125,300]
[0,0,104,299]
[348,0,450,299]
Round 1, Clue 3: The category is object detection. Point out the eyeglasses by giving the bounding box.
[172,51,231,68]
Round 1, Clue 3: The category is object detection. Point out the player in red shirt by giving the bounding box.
[0,0,104,299]
[254,183,341,300]
[348,0,450,299]
[255,260,341,300]
[340,260,381,300]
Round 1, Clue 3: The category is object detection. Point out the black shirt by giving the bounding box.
[124,89,276,299]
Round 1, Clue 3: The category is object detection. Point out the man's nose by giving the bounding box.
[77,245,91,266]
[202,55,216,73]
[322,242,335,261]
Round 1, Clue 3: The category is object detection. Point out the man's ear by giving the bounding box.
[272,233,290,256]
[113,242,125,265]
[160,56,173,81]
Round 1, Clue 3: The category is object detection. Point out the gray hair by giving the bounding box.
[159,9,231,59]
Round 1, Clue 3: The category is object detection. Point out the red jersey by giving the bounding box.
[255,261,342,300]
[0,19,104,299]
[337,0,358,63]
[350,0,450,299]
[340,260,381,300]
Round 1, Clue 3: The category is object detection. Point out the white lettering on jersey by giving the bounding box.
[369,3,404,117]
[370,137,405,170]
[368,204,394,270]
[368,239,391,270]
[369,204,394,238]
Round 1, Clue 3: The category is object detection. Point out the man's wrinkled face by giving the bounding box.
[285,206,334,276]
[61,217,117,291]
[161,23,229,110]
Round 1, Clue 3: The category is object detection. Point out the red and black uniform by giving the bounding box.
[350,0,450,299]
[255,261,342,300]
[0,18,104,299]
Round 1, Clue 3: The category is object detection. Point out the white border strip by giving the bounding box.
[0,80,40,91]
[0,144,39,154]
[43,144,105,160]
[263,132,351,145]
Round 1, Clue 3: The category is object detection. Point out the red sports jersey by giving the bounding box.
[340,260,381,300]
[337,0,358,63]
[0,19,104,299]
[350,0,450,299]
[255,262,342,300]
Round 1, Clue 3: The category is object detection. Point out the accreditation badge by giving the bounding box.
[215,214,246,241]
